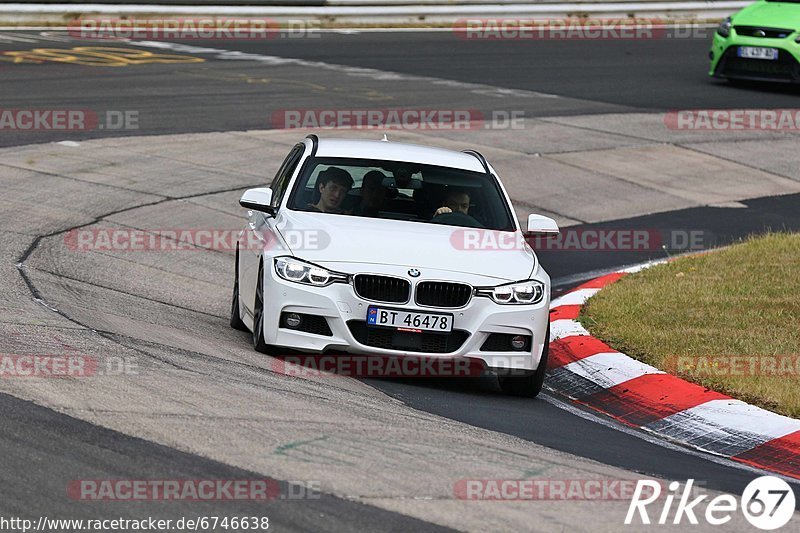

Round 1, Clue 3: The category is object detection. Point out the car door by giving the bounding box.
[239,144,305,319]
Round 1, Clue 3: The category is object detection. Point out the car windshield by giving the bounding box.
[287,157,516,231]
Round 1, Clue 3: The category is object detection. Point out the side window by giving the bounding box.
[270,145,304,208]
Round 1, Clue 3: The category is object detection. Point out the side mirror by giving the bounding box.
[240,188,275,216]
[527,214,559,235]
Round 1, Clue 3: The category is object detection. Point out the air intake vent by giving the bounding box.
[347,321,469,353]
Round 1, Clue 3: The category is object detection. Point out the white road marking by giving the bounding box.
[653,399,800,442]
[620,259,666,273]
[34,31,74,42]
[560,351,664,388]
[551,287,600,306]
[550,318,589,340]
[0,32,38,43]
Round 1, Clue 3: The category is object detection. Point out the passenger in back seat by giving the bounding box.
[352,171,388,217]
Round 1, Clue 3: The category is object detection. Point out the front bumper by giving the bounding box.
[259,263,550,372]
[709,32,800,83]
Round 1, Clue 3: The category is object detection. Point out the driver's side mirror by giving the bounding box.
[240,188,275,216]
[527,214,559,235]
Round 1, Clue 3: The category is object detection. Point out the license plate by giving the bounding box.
[737,46,778,60]
[366,306,453,333]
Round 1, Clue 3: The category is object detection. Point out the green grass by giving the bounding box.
[579,233,800,418]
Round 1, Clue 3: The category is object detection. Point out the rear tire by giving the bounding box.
[252,261,274,354]
[230,249,248,331]
[498,325,549,398]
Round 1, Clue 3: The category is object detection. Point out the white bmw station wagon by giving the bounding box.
[232,135,559,396]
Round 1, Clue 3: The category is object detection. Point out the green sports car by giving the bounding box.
[709,0,800,83]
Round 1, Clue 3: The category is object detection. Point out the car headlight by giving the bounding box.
[717,17,732,38]
[475,280,546,305]
[274,257,347,287]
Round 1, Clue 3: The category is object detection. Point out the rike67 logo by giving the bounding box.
[626,477,796,530]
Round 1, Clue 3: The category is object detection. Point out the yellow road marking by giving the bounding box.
[0,46,205,67]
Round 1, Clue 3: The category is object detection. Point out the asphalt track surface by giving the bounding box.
[0,392,453,532]
[1,30,799,147]
[2,29,800,529]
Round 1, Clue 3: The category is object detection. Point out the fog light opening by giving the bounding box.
[510,336,527,350]
[284,313,302,329]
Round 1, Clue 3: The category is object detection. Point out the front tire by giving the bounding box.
[230,249,247,331]
[252,261,273,354]
[498,325,549,398]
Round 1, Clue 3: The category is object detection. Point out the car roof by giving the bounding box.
[312,138,487,173]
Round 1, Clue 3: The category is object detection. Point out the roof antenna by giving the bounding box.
[381,133,389,142]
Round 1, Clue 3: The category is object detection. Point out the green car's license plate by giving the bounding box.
[737,46,778,61]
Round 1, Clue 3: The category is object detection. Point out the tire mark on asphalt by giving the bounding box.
[29,268,226,319]
[12,177,271,379]
[0,160,170,197]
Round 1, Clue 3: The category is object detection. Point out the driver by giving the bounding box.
[434,189,471,216]
[307,167,354,213]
